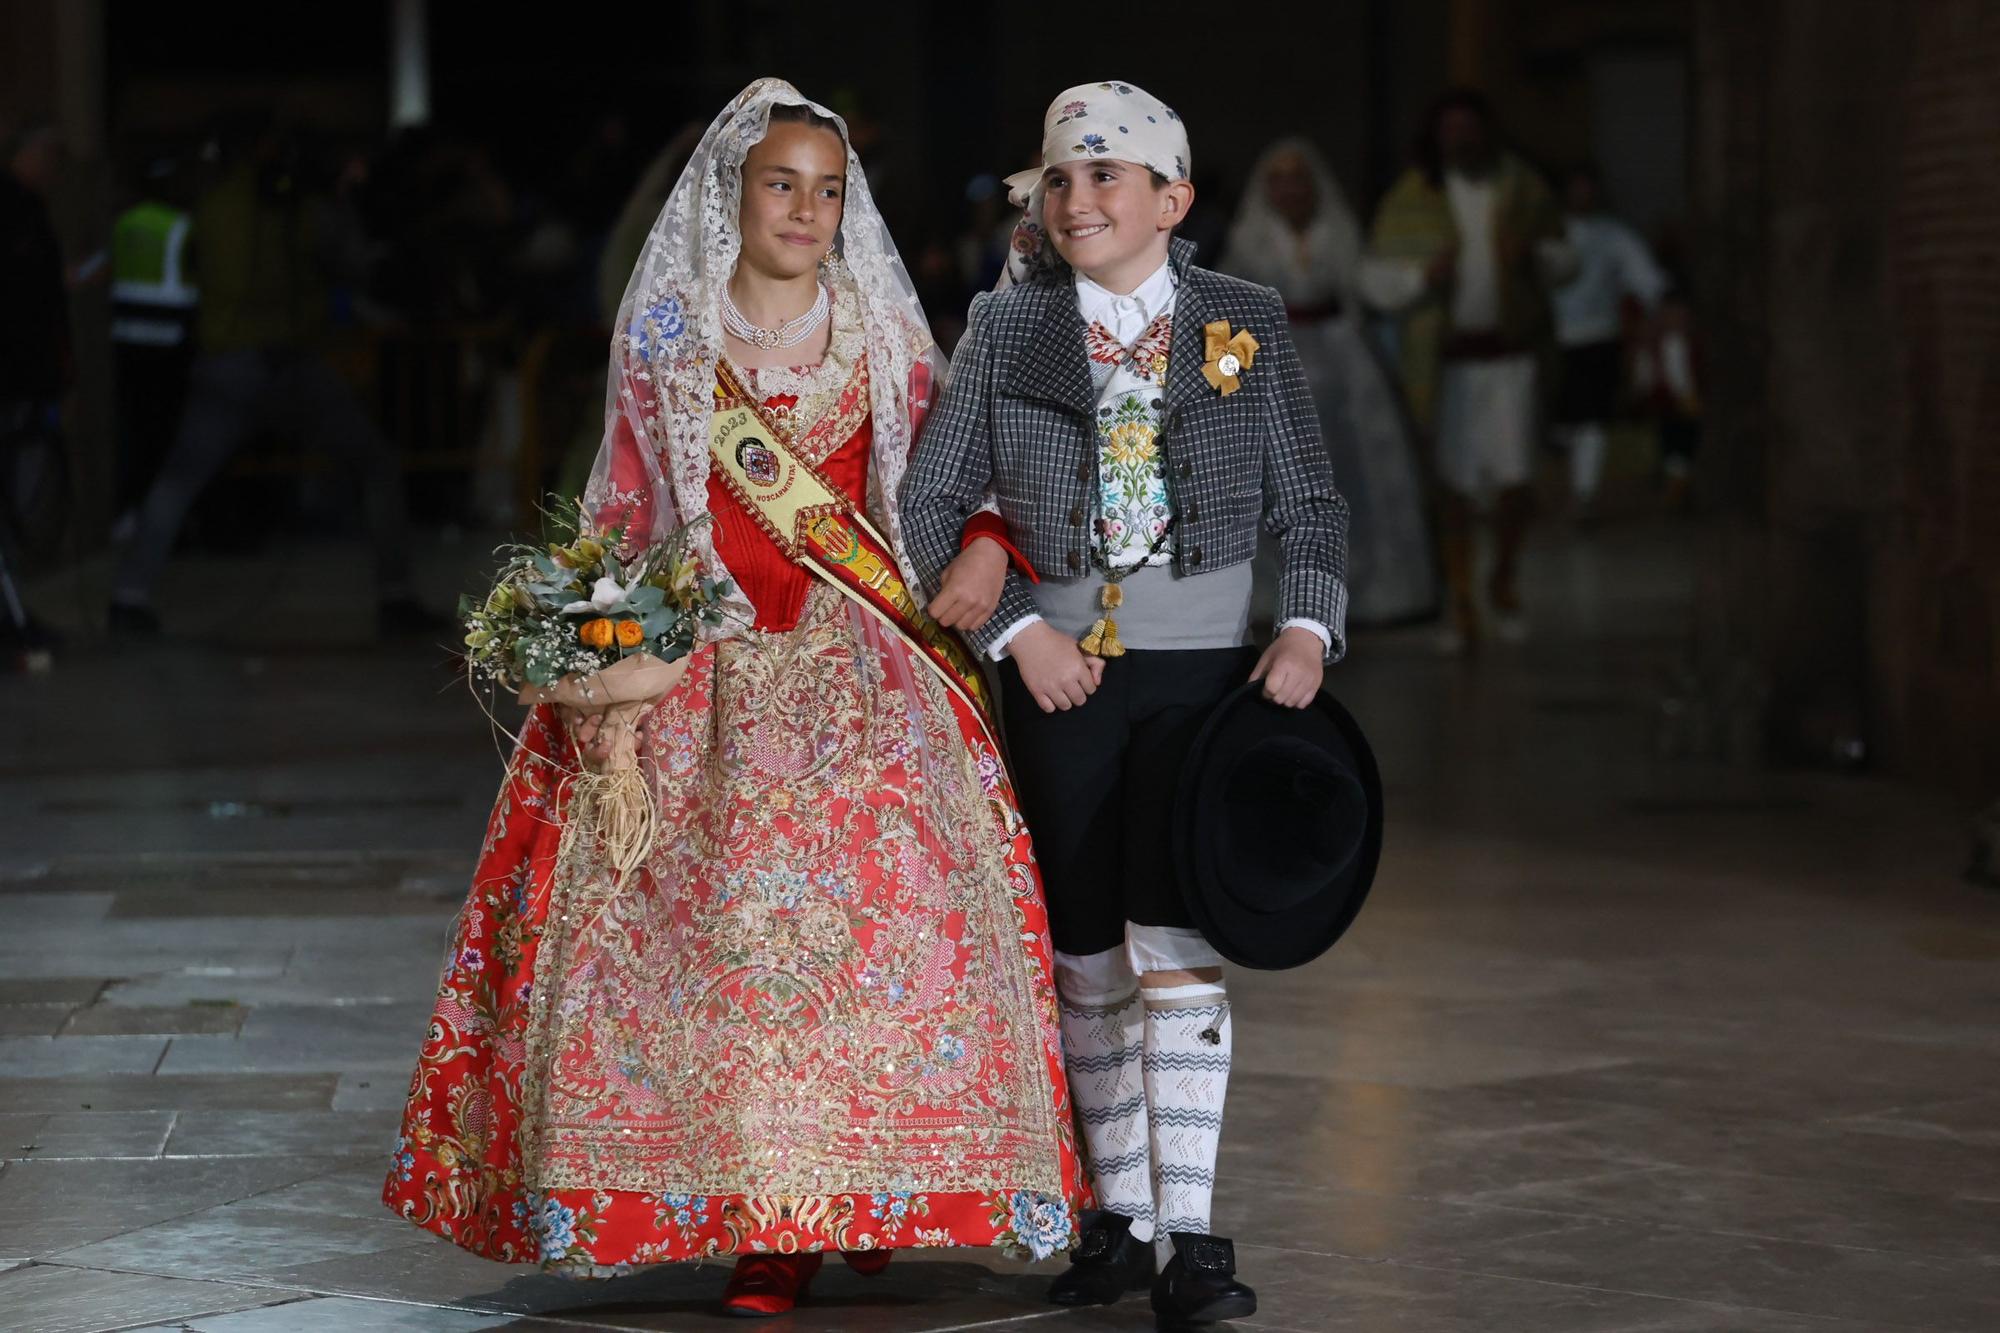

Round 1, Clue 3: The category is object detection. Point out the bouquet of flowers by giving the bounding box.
[461,501,735,872]
[461,500,731,691]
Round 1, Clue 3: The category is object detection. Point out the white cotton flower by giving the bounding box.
[562,576,630,615]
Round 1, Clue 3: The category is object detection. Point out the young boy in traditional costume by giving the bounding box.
[901,81,1351,1325]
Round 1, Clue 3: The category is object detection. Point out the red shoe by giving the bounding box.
[722,1251,824,1317]
[841,1247,893,1277]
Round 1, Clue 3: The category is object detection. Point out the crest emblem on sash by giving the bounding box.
[736,437,780,486]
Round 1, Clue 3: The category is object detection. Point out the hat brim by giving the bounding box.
[1173,683,1383,970]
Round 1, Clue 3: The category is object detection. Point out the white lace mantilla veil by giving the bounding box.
[583,77,946,638]
[1220,136,1364,308]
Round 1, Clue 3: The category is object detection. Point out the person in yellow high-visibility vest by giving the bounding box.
[107,120,435,640]
[110,161,199,520]
[112,197,197,339]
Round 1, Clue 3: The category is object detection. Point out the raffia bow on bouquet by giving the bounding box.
[515,654,686,874]
[460,501,736,874]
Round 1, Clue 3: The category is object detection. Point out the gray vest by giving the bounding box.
[1031,562,1254,652]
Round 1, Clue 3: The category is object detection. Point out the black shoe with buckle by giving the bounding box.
[1150,1232,1256,1327]
[1047,1211,1156,1307]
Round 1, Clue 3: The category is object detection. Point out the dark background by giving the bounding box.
[6,0,1999,797]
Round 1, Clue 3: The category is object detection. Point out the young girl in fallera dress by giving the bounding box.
[384,79,1086,1318]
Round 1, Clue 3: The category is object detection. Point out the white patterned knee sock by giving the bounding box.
[1055,948,1155,1243]
[1141,979,1231,1268]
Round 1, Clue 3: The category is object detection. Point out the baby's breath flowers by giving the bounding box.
[460,499,733,692]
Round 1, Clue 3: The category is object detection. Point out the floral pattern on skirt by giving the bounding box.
[384,585,1088,1271]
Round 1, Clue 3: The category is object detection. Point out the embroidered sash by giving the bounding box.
[708,362,996,732]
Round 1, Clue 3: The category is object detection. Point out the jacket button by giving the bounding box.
[1185,503,1201,524]
[1075,462,1091,482]
[1069,506,1084,526]
[1190,546,1204,568]
[1168,409,1183,429]
[1066,549,1082,573]
[1178,461,1193,480]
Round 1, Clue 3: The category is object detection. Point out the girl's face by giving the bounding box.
[1041,158,1188,279]
[737,120,846,282]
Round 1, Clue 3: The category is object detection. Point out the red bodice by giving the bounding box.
[593,351,958,634]
[705,389,875,634]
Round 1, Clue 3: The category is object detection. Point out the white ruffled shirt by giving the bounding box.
[1079,259,1177,348]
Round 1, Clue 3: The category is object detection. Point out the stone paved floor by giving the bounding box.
[3,521,1997,1332]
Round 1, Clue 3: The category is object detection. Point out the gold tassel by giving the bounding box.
[1079,616,1127,658]
[1079,583,1128,657]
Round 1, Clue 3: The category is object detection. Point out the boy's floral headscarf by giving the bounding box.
[997,80,1191,288]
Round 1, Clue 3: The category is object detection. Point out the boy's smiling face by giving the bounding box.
[1042,158,1193,292]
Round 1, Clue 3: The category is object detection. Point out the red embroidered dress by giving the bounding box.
[385,285,1087,1272]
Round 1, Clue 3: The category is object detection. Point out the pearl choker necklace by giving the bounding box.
[721,281,830,350]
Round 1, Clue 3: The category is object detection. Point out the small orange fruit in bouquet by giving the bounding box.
[458,501,740,873]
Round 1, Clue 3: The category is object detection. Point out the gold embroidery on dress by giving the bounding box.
[517,584,1063,1199]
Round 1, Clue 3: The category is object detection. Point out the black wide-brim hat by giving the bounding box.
[1173,682,1383,970]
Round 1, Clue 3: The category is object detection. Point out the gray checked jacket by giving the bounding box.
[898,237,1351,662]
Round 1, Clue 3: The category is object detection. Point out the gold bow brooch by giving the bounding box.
[1201,320,1259,396]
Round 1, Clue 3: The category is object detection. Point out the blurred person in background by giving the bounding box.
[1550,164,1667,526]
[1223,137,1435,626]
[1633,264,1702,513]
[1,120,72,427]
[311,136,402,333]
[0,119,74,667]
[109,154,200,531]
[106,111,431,639]
[1366,90,1573,654]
